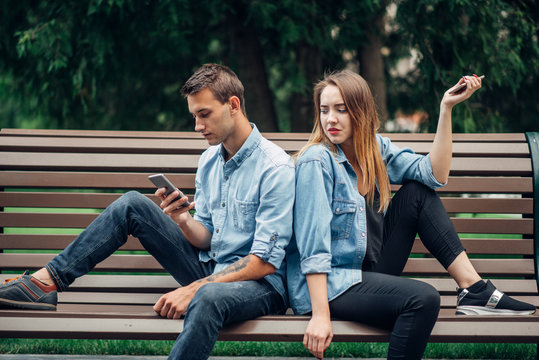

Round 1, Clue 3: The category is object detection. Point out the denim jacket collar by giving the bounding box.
[334,144,349,164]
[218,123,261,167]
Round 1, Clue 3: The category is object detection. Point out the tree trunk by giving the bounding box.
[358,10,388,127]
[290,44,322,132]
[229,14,278,132]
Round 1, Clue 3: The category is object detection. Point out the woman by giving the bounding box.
[286,70,535,359]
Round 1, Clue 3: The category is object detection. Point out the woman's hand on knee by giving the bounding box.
[303,315,333,359]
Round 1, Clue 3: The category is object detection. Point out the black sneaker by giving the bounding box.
[456,280,536,315]
[0,270,57,310]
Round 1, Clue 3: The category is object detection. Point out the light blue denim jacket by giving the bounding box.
[286,134,446,314]
[193,124,295,304]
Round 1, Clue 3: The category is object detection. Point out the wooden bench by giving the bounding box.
[1,128,538,349]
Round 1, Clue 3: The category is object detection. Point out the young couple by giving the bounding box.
[0,64,534,360]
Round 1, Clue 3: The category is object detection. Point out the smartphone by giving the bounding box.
[448,75,485,94]
[148,173,191,207]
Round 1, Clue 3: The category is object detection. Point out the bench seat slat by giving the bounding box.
[1,316,538,342]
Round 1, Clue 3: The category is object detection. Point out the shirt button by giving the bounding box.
[221,202,225,207]
[360,207,364,211]
[336,208,341,212]
[212,252,216,257]
[216,229,219,233]
[225,176,229,180]
[361,232,366,237]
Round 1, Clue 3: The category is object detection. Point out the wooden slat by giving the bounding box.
[0,171,196,189]
[403,258,535,276]
[1,213,532,235]
[1,254,534,276]
[1,316,538,342]
[0,192,190,208]
[1,193,531,214]
[0,274,179,292]
[0,234,145,251]
[1,235,533,256]
[0,152,531,174]
[0,136,531,157]
[1,274,536,294]
[413,238,534,255]
[440,197,533,214]
[1,172,531,194]
[0,137,208,154]
[432,177,533,193]
[0,152,200,172]
[1,128,527,142]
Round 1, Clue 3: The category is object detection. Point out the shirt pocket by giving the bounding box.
[330,199,357,241]
[233,199,258,233]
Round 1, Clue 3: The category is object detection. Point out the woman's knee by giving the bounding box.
[399,181,434,197]
[412,281,441,317]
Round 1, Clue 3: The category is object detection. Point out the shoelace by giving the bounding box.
[2,275,22,285]
[2,270,29,285]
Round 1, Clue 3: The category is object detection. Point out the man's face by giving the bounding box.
[187,88,235,146]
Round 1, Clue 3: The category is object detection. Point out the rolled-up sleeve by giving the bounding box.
[249,162,295,270]
[379,135,446,189]
[294,159,333,275]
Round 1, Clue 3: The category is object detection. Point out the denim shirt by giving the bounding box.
[193,124,295,303]
[286,134,445,314]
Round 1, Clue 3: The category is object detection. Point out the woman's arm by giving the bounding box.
[430,75,482,183]
[304,273,333,360]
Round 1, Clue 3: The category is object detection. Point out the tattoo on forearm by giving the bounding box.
[196,256,251,284]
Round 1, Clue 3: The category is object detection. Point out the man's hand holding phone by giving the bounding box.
[149,174,194,221]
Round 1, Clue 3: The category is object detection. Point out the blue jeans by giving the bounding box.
[46,191,285,360]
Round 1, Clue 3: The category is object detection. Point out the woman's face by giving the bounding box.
[320,85,353,147]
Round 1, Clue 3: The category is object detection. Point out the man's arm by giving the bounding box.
[153,254,275,319]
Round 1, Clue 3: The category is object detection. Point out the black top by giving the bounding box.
[362,188,384,271]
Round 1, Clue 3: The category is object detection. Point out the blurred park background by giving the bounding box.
[0,0,537,134]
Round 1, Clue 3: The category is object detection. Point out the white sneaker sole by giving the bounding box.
[456,305,536,316]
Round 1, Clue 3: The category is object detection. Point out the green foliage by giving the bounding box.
[390,0,538,132]
[0,0,537,132]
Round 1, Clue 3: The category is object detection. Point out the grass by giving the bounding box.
[0,339,536,358]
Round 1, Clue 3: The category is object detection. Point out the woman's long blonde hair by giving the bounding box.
[297,70,390,212]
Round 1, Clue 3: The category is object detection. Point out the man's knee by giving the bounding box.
[188,283,223,313]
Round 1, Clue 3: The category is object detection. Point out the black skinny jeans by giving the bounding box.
[329,181,465,360]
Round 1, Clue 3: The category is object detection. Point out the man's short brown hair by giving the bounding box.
[181,64,246,115]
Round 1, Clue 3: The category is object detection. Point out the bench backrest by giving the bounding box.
[0,129,537,302]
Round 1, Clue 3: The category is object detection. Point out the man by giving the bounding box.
[0,64,295,359]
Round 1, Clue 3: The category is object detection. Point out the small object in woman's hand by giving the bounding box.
[448,75,485,94]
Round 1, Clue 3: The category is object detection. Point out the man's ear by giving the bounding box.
[228,96,241,115]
